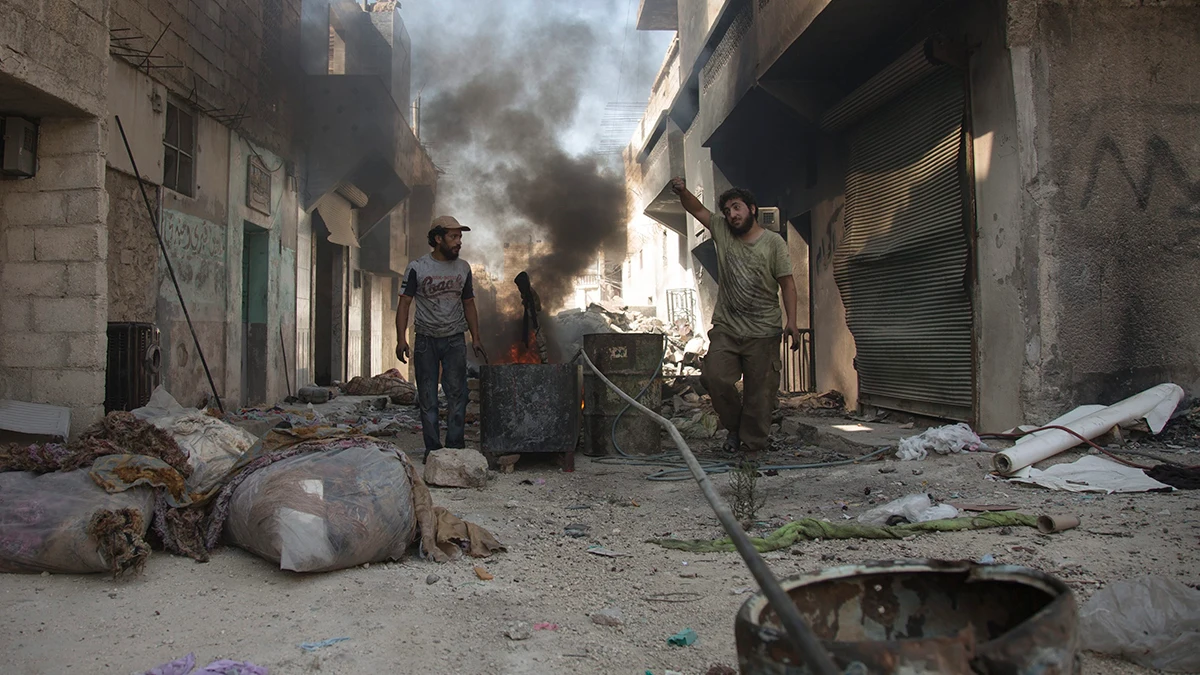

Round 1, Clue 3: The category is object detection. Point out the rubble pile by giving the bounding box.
[553,302,707,377]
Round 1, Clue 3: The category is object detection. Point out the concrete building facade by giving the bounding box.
[1,0,436,433]
[631,0,1200,429]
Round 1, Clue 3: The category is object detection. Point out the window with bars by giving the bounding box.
[163,102,195,197]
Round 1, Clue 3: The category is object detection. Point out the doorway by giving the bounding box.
[241,225,270,405]
[782,212,814,394]
[313,213,346,386]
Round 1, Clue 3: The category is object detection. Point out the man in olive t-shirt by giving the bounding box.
[670,178,802,456]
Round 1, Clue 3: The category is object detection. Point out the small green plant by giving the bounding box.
[729,460,765,525]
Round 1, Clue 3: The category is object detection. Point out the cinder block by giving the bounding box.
[37,119,104,157]
[34,226,104,262]
[34,155,105,192]
[0,333,69,369]
[31,368,106,409]
[68,333,107,369]
[3,226,36,261]
[0,367,34,402]
[34,297,104,334]
[67,189,108,225]
[1,262,68,297]
[67,261,107,296]
[0,298,33,333]
[2,192,68,226]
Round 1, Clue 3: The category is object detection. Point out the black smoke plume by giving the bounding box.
[413,9,632,359]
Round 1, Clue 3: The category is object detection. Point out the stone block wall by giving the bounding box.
[107,0,303,155]
[0,119,110,435]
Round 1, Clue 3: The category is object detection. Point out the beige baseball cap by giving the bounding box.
[430,215,471,233]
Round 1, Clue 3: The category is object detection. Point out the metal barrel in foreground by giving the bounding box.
[480,363,581,469]
[581,332,665,456]
[736,560,1078,674]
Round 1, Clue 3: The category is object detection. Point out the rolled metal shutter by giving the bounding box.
[833,67,972,420]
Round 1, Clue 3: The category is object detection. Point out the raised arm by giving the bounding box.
[670,176,712,229]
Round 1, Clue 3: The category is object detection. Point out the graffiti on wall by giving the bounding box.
[1080,134,1200,219]
[813,199,844,273]
[161,209,226,307]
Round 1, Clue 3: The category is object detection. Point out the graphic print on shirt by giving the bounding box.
[402,255,475,338]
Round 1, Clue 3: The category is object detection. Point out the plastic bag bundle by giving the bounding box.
[0,470,155,574]
[1079,576,1200,672]
[225,444,416,572]
[895,423,985,461]
[133,387,257,493]
[856,493,959,526]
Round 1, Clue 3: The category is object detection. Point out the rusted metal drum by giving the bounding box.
[480,364,581,464]
[736,560,1078,674]
[582,333,665,456]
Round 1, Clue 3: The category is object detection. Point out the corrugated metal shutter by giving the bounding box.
[833,67,972,420]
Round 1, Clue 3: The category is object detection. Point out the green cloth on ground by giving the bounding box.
[651,512,1039,553]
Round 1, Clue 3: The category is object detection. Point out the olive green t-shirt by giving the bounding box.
[709,214,792,338]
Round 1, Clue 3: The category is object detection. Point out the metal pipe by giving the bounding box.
[578,350,841,675]
[115,115,225,413]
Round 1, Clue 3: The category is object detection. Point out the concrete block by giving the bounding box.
[31,369,106,409]
[34,155,105,192]
[67,189,108,225]
[1,262,68,297]
[34,226,105,262]
[2,192,68,226]
[0,333,69,369]
[0,367,34,402]
[0,298,33,333]
[34,297,104,334]
[67,261,107,297]
[37,119,104,156]
[423,448,489,488]
[75,0,108,22]
[4,227,36,261]
[67,333,107,369]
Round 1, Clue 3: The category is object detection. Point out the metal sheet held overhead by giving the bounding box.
[834,67,972,419]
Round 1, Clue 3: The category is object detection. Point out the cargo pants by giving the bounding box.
[700,329,781,452]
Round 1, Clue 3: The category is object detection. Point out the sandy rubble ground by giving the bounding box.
[1,401,1197,675]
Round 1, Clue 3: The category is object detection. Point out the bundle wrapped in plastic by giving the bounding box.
[0,470,154,575]
[224,442,416,572]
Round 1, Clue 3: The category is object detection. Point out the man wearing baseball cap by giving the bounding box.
[396,215,487,459]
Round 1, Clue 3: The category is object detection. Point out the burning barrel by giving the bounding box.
[480,363,581,469]
[582,333,665,456]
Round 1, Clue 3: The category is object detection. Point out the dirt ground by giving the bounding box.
[1,398,1197,675]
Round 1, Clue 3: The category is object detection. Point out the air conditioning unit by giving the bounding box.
[105,323,162,412]
[1,117,38,178]
[759,207,781,232]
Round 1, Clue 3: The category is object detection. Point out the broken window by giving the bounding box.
[163,102,195,197]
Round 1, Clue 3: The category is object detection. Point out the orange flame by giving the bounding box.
[496,331,543,365]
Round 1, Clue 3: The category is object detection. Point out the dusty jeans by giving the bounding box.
[414,332,468,454]
[700,329,781,451]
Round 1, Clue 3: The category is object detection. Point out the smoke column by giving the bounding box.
[401,1,668,359]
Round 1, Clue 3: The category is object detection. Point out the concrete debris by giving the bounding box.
[296,386,332,404]
[426,574,440,585]
[590,607,624,627]
[504,622,532,641]
[423,448,489,488]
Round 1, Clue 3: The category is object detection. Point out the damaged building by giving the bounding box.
[627,0,1200,429]
[0,0,436,434]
